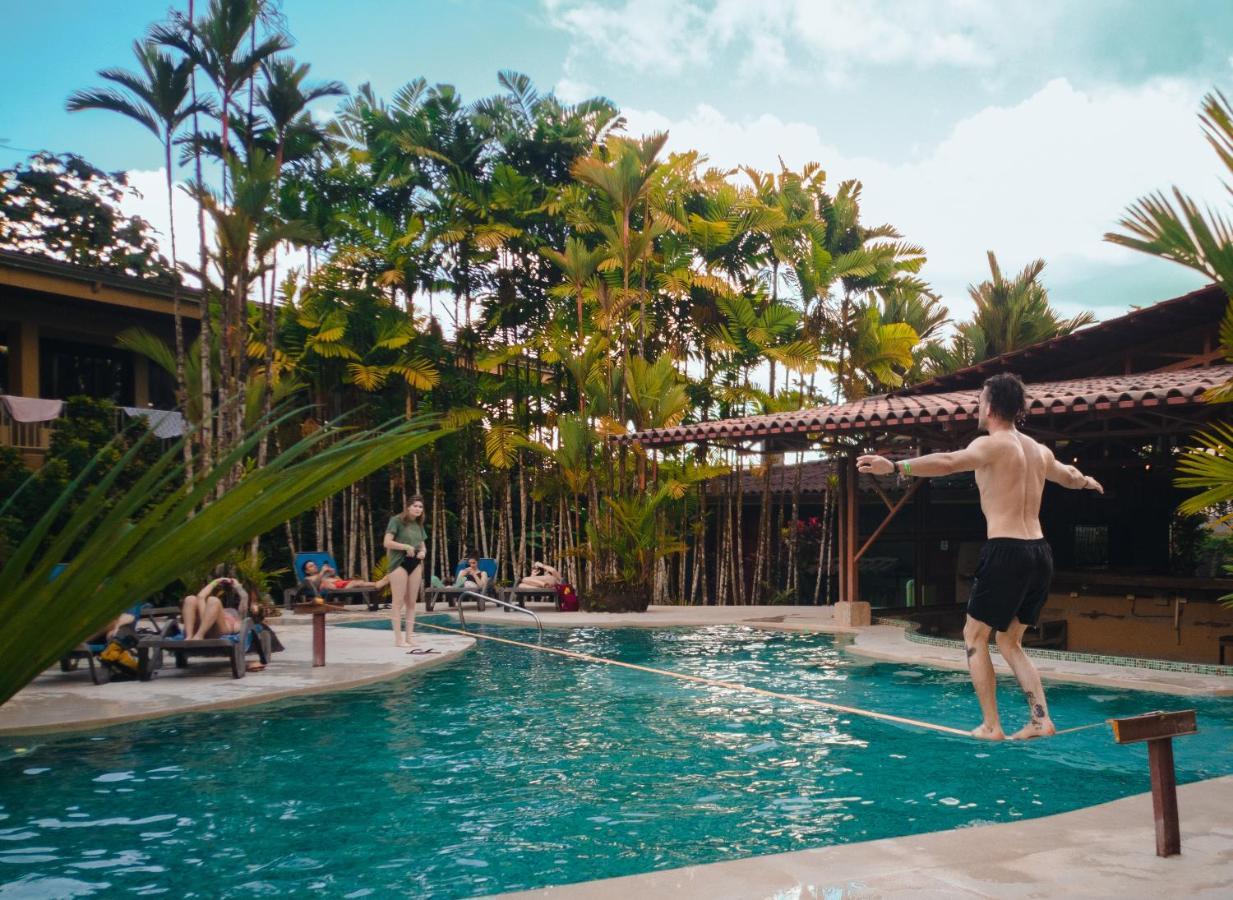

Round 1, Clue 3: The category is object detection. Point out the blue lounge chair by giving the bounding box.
[424,558,498,612]
[52,563,178,684]
[284,551,383,612]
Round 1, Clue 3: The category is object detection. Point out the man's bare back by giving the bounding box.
[856,374,1102,741]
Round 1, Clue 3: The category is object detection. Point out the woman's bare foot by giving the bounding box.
[1010,719,1056,740]
[970,723,1006,741]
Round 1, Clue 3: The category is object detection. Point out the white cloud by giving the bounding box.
[619,77,1223,317]
[119,168,307,293]
[544,0,1052,81]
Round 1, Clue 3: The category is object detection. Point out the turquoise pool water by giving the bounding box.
[2,621,1231,898]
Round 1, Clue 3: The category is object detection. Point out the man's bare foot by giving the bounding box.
[1010,720,1056,740]
[970,723,1006,741]
[395,638,409,647]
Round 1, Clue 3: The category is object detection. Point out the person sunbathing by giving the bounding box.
[181,577,248,640]
[518,561,561,590]
[87,609,138,644]
[303,560,390,593]
[454,557,488,591]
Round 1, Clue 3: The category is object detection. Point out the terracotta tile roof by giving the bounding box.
[624,364,1233,447]
[902,283,1227,393]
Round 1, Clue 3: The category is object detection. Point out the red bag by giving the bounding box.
[556,582,579,612]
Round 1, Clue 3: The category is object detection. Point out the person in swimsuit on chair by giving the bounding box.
[858,372,1103,741]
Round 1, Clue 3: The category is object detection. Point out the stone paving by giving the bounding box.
[0,618,470,736]
[501,775,1233,899]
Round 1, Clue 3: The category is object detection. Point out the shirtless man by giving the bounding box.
[857,373,1103,741]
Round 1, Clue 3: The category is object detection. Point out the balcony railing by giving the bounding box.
[0,403,52,453]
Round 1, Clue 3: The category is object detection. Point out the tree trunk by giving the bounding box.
[187,19,213,470]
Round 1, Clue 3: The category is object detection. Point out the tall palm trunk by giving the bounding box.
[161,139,191,474]
[188,0,213,469]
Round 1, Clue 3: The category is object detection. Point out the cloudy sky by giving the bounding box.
[4,0,1232,323]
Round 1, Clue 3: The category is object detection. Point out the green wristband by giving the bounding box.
[902,461,912,476]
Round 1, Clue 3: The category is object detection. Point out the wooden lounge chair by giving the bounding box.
[283,551,384,612]
[424,558,498,612]
[497,585,563,611]
[136,616,270,681]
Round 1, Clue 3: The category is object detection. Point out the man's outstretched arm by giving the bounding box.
[1043,446,1104,493]
[857,437,996,478]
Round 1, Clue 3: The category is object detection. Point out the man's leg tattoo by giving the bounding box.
[1025,690,1045,724]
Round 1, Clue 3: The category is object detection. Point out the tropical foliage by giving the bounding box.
[9,0,1110,635]
[0,410,445,704]
[1107,89,1233,551]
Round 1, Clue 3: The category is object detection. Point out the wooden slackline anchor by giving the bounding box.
[1109,709,1198,858]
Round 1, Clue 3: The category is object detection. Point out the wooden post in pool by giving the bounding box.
[1109,709,1197,858]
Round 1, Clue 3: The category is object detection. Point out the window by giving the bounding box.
[0,329,8,394]
[40,338,134,404]
[1073,525,1109,568]
[148,361,177,408]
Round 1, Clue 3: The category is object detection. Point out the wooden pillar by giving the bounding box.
[11,320,39,397]
[913,479,928,607]
[836,461,847,606]
[846,453,858,604]
[133,358,150,407]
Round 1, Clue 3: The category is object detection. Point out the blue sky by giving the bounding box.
[3,0,1233,322]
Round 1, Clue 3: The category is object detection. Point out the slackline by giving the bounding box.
[416,621,1109,741]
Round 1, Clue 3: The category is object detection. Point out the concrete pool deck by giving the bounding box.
[0,620,471,736]
[502,774,1233,899]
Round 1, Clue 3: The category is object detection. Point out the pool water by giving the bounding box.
[2,621,1231,898]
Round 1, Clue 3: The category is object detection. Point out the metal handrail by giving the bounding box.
[453,590,543,636]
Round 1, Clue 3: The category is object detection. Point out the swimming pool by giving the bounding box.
[2,621,1231,898]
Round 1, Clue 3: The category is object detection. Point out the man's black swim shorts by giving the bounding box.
[967,538,1053,632]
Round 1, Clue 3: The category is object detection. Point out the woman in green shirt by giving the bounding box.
[383,495,428,648]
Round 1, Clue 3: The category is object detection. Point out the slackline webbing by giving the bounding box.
[416,621,1110,741]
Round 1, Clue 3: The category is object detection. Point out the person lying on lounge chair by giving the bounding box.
[453,557,488,591]
[181,577,248,640]
[86,610,137,644]
[303,560,390,593]
[518,561,561,590]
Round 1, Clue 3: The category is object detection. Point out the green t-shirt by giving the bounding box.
[385,515,427,567]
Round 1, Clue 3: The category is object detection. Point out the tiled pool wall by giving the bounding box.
[876,617,1233,677]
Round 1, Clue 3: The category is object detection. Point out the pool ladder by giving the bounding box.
[452,590,543,637]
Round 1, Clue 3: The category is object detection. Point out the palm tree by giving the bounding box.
[255,55,344,459]
[153,0,289,176]
[834,302,920,398]
[154,0,290,455]
[571,132,669,358]
[1106,88,1233,528]
[541,237,609,347]
[67,40,208,448]
[963,251,1095,360]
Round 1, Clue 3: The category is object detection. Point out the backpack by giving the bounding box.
[98,627,140,678]
[556,582,579,612]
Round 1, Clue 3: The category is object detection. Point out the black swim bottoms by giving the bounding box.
[967,538,1053,632]
[399,556,422,574]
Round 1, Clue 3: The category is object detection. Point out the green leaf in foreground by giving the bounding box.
[0,411,447,704]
